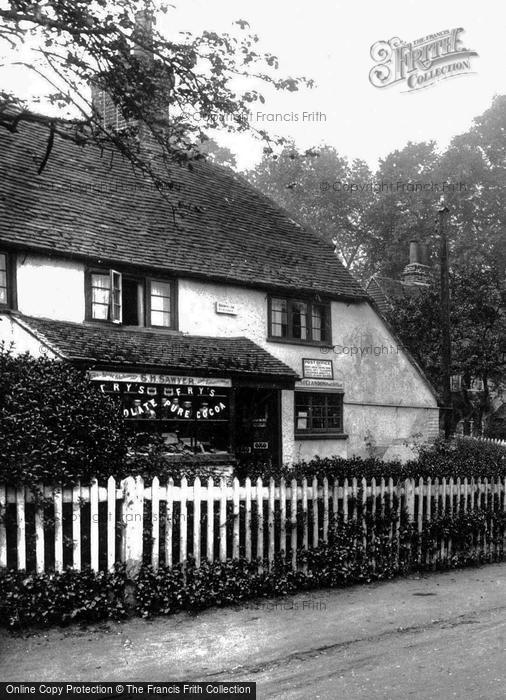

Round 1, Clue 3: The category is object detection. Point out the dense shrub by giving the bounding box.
[0,348,128,485]
[0,566,128,628]
[242,436,506,483]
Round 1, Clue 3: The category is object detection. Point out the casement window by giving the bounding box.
[148,280,173,328]
[87,269,176,328]
[0,252,15,308]
[269,297,330,344]
[0,253,8,306]
[90,270,122,323]
[295,392,343,435]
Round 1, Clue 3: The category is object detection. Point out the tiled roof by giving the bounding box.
[14,314,298,379]
[0,121,367,300]
[366,276,425,314]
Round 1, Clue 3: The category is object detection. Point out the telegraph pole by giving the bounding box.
[438,204,452,438]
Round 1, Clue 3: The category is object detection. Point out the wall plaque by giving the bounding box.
[215,301,238,315]
[302,358,334,380]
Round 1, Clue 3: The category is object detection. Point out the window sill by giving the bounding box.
[295,432,348,441]
[84,319,179,333]
[267,337,332,349]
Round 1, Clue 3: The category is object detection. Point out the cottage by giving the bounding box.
[0,107,439,467]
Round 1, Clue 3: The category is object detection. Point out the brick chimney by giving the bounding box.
[401,240,432,286]
[90,8,168,141]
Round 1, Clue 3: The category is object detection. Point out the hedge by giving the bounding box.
[1,509,504,629]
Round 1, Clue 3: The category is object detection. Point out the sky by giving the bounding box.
[1,0,505,172]
[164,0,506,170]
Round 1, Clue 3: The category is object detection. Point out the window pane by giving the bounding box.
[151,310,171,327]
[0,254,6,272]
[271,298,287,337]
[92,287,109,305]
[92,274,110,289]
[91,274,110,319]
[312,305,323,342]
[151,294,171,312]
[151,281,171,298]
[291,302,307,340]
[93,304,109,320]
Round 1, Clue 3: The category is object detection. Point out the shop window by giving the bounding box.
[97,379,231,454]
[87,269,175,328]
[269,297,330,344]
[295,392,343,434]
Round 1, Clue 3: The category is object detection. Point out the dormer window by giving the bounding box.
[87,268,176,329]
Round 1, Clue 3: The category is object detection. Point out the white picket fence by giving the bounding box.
[464,435,506,449]
[1,474,506,576]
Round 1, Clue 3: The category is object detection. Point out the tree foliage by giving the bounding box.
[247,95,506,284]
[246,142,375,276]
[383,263,506,435]
[0,0,311,190]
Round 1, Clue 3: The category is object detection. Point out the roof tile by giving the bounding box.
[0,122,367,300]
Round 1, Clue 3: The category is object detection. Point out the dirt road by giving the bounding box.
[1,564,506,699]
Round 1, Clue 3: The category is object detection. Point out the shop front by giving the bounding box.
[89,370,287,468]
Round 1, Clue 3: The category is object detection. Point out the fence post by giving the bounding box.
[193,477,201,568]
[152,476,160,571]
[219,477,227,563]
[290,478,297,571]
[54,486,63,573]
[280,477,287,557]
[16,486,26,571]
[165,477,174,567]
[122,476,144,578]
[268,478,275,566]
[180,477,188,565]
[0,485,6,569]
[90,479,99,573]
[232,478,240,561]
[256,477,263,571]
[206,477,214,563]
[107,477,116,573]
[245,477,251,562]
[35,484,45,574]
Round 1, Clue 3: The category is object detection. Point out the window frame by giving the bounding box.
[294,391,344,438]
[85,267,177,329]
[0,251,16,309]
[146,277,177,329]
[267,295,331,345]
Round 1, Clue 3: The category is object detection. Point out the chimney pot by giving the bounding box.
[133,9,155,61]
[409,240,420,264]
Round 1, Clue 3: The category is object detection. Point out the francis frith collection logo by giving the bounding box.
[369,28,478,92]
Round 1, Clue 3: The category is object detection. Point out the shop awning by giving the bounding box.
[13,314,298,381]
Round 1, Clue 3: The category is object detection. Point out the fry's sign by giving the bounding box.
[92,376,228,421]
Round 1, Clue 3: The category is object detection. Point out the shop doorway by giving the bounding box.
[234,386,281,471]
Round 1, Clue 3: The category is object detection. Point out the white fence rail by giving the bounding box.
[1,474,506,576]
